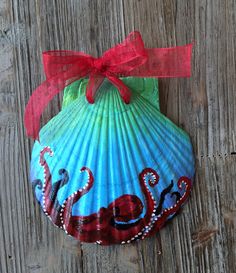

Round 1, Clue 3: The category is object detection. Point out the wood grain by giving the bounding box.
[0,0,235,272]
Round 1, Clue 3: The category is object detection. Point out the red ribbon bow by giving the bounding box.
[24,31,193,140]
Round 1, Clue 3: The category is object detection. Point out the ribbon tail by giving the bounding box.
[86,74,104,103]
[24,78,71,140]
[106,75,131,104]
[128,43,193,78]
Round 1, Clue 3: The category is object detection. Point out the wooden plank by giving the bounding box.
[0,0,235,273]
[1,0,84,273]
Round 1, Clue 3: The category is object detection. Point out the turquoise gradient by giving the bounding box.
[30,77,195,219]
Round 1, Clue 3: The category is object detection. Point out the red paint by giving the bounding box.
[35,147,192,245]
[24,31,193,140]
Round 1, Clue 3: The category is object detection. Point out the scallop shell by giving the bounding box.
[30,77,195,245]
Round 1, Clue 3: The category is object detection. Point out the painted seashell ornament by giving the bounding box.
[25,32,195,245]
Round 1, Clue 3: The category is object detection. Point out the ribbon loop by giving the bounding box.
[24,31,193,140]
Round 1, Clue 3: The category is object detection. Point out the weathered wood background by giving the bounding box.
[0,0,235,272]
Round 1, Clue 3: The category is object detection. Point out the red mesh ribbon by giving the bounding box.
[24,31,193,140]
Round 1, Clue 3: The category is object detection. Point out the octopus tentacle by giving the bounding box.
[92,168,160,245]
[59,167,182,245]
[158,176,191,218]
[35,148,192,245]
[91,168,159,245]
[39,146,53,215]
[123,172,192,244]
[38,147,70,226]
[155,180,174,216]
[60,167,94,234]
[47,169,70,227]
[147,176,192,238]
[55,168,157,244]
[122,168,172,243]
[50,169,69,201]
[32,179,42,192]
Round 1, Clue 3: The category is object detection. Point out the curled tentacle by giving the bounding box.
[39,146,53,215]
[38,147,70,225]
[56,167,156,244]
[60,167,94,234]
[124,172,192,243]
[32,179,43,192]
[148,176,192,237]
[34,148,192,245]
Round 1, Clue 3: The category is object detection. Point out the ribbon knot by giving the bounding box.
[92,58,107,74]
[24,31,193,140]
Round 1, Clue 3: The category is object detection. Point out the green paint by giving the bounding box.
[62,77,160,111]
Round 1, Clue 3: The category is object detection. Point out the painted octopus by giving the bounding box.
[32,146,192,245]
